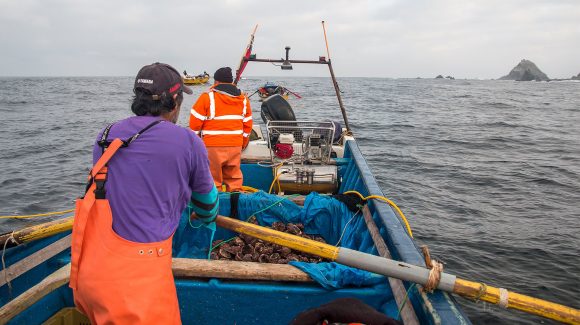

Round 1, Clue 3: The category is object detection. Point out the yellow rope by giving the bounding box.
[268,173,283,194]
[241,185,259,193]
[0,209,74,219]
[343,190,414,238]
[268,164,283,194]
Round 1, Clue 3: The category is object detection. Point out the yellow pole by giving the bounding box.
[0,217,73,248]
[214,215,580,325]
[454,279,579,324]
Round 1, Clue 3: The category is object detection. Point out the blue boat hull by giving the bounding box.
[0,140,470,324]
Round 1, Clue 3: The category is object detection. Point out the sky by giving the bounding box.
[0,0,578,79]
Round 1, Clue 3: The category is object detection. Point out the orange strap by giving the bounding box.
[90,138,124,178]
[71,138,124,289]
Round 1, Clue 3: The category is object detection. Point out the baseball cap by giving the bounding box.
[134,62,193,100]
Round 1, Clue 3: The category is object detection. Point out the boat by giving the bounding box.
[183,71,210,85]
[255,82,295,101]
[1,23,578,325]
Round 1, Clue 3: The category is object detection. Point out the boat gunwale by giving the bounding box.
[343,139,471,325]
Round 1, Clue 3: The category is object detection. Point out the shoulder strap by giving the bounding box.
[125,120,163,145]
[91,138,124,178]
[98,123,115,154]
[98,120,163,150]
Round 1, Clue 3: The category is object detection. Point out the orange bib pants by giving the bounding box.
[70,138,181,325]
[206,146,243,192]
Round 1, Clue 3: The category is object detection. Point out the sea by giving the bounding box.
[0,76,579,324]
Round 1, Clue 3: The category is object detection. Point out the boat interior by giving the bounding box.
[0,95,469,324]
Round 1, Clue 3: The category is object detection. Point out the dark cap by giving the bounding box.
[134,62,192,100]
[214,67,233,83]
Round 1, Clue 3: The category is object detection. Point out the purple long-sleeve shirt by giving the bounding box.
[93,115,214,243]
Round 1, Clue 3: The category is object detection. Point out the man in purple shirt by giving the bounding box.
[73,62,218,324]
[92,63,218,242]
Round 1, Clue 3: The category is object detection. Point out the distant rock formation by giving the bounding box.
[435,75,444,79]
[572,73,580,80]
[500,59,549,81]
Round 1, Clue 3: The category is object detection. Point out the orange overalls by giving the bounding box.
[190,86,253,192]
[70,121,181,324]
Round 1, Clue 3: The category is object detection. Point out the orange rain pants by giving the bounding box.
[70,139,181,325]
[206,146,243,192]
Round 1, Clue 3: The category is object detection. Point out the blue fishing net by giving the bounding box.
[172,191,385,289]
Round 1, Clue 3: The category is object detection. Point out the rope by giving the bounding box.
[208,236,237,256]
[343,190,414,238]
[335,208,361,246]
[1,231,18,296]
[474,283,488,302]
[207,193,300,257]
[241,186,259,193]
[0,209,74,219]
[498,288,509,309]
[268,165,284,194]
[421,245,443,293]
[247,194,301,222]
[395,283,416,322]
[423,260,443,293]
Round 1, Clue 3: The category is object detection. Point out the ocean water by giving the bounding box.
[0,76,579,324]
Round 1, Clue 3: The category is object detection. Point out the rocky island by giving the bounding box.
[500,59,549,81]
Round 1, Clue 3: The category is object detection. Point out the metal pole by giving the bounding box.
[327,60,351,132]
[247,58,327,64]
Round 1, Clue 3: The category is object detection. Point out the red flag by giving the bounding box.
[234,24,258,85]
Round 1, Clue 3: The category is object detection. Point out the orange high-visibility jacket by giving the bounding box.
[190,86,253,147]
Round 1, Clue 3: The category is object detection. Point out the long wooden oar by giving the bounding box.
[247,89,260,99]
[285,88,302,99]
[213,215,580,325]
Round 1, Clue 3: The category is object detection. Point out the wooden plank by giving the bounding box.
[288,195,305,206]
[362,205,420,325]
[0,235,71,287]
[172,258,312,282]
[0,263,70,325]
[0,259,311,324]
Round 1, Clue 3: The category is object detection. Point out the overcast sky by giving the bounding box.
[0,0,578,79]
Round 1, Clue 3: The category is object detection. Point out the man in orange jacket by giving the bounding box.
[190,67,253,192]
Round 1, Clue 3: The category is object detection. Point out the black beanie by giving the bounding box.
[214,67,233,83]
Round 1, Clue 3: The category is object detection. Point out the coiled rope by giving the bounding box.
[343,190,414,238]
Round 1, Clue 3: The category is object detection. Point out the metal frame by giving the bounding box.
[265,120,335,164]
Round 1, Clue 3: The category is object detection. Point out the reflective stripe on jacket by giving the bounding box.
[190,87,253,147]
